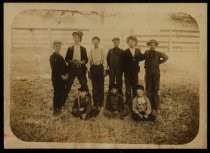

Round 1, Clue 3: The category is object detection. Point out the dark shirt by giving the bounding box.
[107,47,123,69]
[106,93,124,111]
[144,50,168,71]
[122,48,145,74]
[49,52,67,81]
[72,95,92,114]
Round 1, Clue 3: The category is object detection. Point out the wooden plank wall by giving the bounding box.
[12,27,200,52]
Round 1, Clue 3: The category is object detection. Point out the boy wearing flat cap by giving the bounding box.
[104,83,128,119]
[131,85,156,121]
[63,31,89,105]
[144,39,168,116]
[106,37,123,95]
[49,41,68,115]
[88,36,105,110]
[122,36,145,110]
[72,86,99,120]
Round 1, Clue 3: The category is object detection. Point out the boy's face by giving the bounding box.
[149,42,157,50]
[136,89,145,97]
[128,39,137,48]
[53,44,61,52]
[113,40,120,47]
[79,91,87,98]
[92,39,100,48]
[73,34,81,44]
[111,88,118,94]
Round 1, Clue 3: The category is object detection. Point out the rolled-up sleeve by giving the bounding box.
[158,51,168,64]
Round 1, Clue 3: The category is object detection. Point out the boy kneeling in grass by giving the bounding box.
[131,85,156,121]
[104,83,129,119]
[72,86,99,120]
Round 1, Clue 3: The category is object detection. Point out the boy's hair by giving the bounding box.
[126,36,138,45]
[136,84,144,91]
[92,36,100,42]
[53,41,62,46]
[110,83,118,90]
[78,87,89,92]
[72,31,83,42]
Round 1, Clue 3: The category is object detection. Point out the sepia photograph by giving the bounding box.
[4,3,207,148]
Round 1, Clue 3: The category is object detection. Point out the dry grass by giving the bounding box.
[10,47,199,144]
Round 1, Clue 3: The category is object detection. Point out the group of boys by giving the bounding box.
[49,31,168,122]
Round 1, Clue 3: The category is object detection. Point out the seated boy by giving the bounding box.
[104,83,128,119]
[131,85,156,121]
[72,86,99,120]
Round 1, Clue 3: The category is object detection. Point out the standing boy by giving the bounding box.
[144,39,168,116]
[49,41,68,115]
[122,36,145,109]
[88,36,105,110]
[63,31,89,104]
[107,37,123,95]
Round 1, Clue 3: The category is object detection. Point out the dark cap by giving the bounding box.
[72,31,83,41]
[92,36,100,42]
[136,84,144,91]
[112,37,120,42]
[53,41,62,45]
[147,39,159,46]
[126,35,138,45]
[110,83,118,89]
[78,86,89,92]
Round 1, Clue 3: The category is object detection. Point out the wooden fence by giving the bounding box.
[12,27,200,52]
[136,29,200,52]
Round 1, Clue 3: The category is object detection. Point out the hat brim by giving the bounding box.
[112,38,120,42]
[147,42,159,46]
[53,42,62,44]
[72,32,81,37]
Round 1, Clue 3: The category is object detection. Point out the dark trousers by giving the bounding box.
[124,72,139,107]
[72,107,99,120]
[109,68,123,94]
[52,80,65,111]
[63,67,88,104]
[131,111,156,121]
[145,70,160,111]
[90,64,104,107]
[104,109,128,118]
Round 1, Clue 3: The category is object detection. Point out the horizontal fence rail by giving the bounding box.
[12,27,200,52]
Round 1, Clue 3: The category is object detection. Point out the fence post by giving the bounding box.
[48,28,52,50]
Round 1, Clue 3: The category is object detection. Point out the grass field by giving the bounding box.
[10,47,199,144]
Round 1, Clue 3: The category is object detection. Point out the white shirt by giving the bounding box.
[73,44,81,61]
[129,47,136,57]
[87,47,104,71]
[89,47,104,65]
